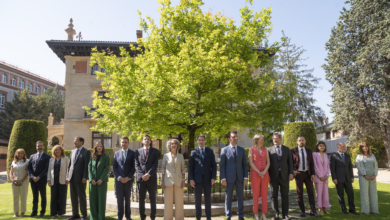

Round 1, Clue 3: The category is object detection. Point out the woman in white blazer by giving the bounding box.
[161,139,186,220]
[47,145,69,218]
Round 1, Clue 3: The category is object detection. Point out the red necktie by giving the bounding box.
[145,148,148,158]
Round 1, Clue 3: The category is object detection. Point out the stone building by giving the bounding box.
[315,117,349,153]
[46,19,264,154]
[0,61,65,111]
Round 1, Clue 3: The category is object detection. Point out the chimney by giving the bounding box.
[65,18,76,41]
[136,30,143,39]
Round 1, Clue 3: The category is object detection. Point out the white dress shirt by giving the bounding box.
[298,147,308,171]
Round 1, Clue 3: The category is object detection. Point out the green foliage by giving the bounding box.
[6,120,47,182]
[323,0,390,166]
[47,148,114,166]
[39,85,65,123]
[350,139,386,166]
[88,0,289,153]
[51,136,60,146]
[283,122,317,150]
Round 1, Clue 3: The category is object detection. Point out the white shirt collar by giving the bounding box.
[77,146,84,151]
[198,146,205,151]
[298,146,305,150]
[143,145,150,150]
[276,144,282,148]
[338,151,344,155]
[122,148,128,152]
[229,144,237,148]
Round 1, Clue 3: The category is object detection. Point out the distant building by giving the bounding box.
[0,61,66,111]
[316,120,349,153]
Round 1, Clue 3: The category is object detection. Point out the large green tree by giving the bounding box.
[38,85,65,122]
[323,0,390,166]
[88,0,289,152]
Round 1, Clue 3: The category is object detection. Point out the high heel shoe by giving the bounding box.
[262,214,267,220]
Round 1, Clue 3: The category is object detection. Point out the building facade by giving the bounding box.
[316,121,349,153]
[0,61,65,110]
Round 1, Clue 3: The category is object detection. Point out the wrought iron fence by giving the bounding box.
[126,159,253,204]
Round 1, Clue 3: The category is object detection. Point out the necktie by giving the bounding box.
[301,148,306,170]
[36,153,41,166]
[123,150,127,162]
[75,149,80,159]
[201,148,205,162]
[233,146,237,161]
[145,148,148,158]
[277,147,281,160]
[341,153,345,164]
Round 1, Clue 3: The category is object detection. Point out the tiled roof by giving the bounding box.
[48,40,137,44]
[0,60,65,89]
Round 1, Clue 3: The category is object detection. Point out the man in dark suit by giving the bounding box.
[220,131,248,220]
[27,140,50,217]
[330,142,359,215]
[268,132,294,220]
[66,136,91,220]
[291,136,321,218]
[134,135,160,220]
[189,134,217,220]
[113,136,135,220]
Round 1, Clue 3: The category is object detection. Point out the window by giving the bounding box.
[43,88,47,93]
[20,80,24,89]
[36,86,40,93]
[0,93,5,108]
[28,83,32,92]
[1,74,6,83]
[92,132,112,148]
[11,78,15,86]
[91,64,99,75]
[325,131,331,140]
[98,91,108,99]
[101,68,105,73]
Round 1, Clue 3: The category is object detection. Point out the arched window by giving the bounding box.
[1,74,6,83]
[0,93,5,108]
[91,64,99,75]
[36,86,40,93]
[11,78,15,86]
[20,80,24,89]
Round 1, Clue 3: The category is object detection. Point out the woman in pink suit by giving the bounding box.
[313,141,330,215]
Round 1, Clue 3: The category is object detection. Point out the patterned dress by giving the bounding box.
[356,154,379,214]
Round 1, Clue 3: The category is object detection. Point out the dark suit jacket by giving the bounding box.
[330,152,353,183]
[67,147,91,182]
[112,149,135,181]
[268,145,293,182]
[28,152,50,183]
[220,145,248,183]
[134,147,160,183]
[291,147,315,177]
[189,147,216,183]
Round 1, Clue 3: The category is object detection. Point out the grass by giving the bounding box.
[0,178,389,220]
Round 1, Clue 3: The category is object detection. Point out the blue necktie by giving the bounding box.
[277,147,281,160]
[301,149,305,170]
[75,149,80,159]
[233,146,237,162]
[201,148,205,162]
[341,153,345,164]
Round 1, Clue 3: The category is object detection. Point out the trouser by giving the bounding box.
[251,172,269,214]
[314,181,329,208]
[164,184,184,220]
[50,178,68,216]
[225,178,244,219]
[295,172,316,213]
[89,181,108,220]
[336,181,356,212]
[270,174,289,216]
[138,180,157,219]
[195,175,212,219]
[116,180,132,220]
[30,181,47,214]
[69,180,87,217]
[12,180,29,213]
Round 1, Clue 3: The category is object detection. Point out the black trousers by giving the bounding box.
[138,180,157,220]
[270,174,289,216]
[50,178,68,216]
[30,181,47,214]
[69,180,87,217]
[336,181,356,212]
[195,175,212,220]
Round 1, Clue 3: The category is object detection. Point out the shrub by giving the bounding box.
[51,136,60,145]
[47,148,114,165]
[350,139,386,166]
[283,122,317,151]
[6,120,47,182]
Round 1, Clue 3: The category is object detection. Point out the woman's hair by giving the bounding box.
[51,145,65,158]
[315,141,327,152]
[92,141,105,160]
[252,134,264,145]
[13,148,27,163]
[166,139,181,152]
[359,142,371,156]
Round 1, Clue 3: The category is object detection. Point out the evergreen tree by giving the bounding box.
[273,32,325,127]
[38,85,65,122]
[323,0,390,166]
[0,90,48,139]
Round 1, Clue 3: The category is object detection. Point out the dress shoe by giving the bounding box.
[67,215,81,220]
[300,212,306,217]
[274,212,280,220]
[282,215,291,220]
[39,213,45,217]
[29,213,37,217]
[239,217,245,220]
[349,210,360,215]
[342,210,348,214]
[310,212,322,218]
[207,218,212,220]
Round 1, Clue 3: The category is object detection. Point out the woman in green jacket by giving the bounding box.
[88,141,110,220]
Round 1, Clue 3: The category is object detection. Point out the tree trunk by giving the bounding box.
[188,128,196,154]
[383,137,390,169]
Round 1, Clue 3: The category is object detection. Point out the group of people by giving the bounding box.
[9,132,380,220]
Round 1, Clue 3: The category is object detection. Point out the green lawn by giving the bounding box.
[0,178,389,220]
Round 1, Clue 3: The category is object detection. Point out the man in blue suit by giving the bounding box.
[189,134,217,220]
[27,140,50,217]
[113,136,135,220]
[220,131,248,220]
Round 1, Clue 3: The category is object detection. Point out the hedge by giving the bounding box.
[7,120,47,182]
[47,148,114,165]
[283,122,317,151]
